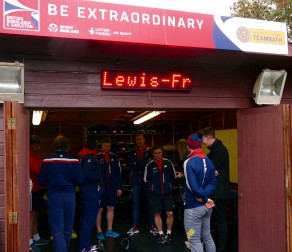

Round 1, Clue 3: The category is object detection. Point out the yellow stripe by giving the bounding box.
[186,228,195,239]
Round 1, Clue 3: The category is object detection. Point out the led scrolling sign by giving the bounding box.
[101,69,192,91]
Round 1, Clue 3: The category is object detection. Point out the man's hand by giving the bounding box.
[205,198,215,208]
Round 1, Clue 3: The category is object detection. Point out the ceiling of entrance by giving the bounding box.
[38,109,219,125]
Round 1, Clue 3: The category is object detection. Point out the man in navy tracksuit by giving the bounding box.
[38,135,84,252]
[127,132,156,236]
[78,137,103,252]
[144,146,176,244]
[96,137,122,239]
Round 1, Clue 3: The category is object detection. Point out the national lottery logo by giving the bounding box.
[3,0,40,31]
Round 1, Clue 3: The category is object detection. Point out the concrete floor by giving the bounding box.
[37,198,191,252]
[36,192,238,252]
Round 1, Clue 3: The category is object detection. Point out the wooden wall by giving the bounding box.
[0,106,4,251]
[22,59,261,109]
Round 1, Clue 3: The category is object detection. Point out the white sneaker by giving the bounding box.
[127,226,139,236]
[150,226,158,235]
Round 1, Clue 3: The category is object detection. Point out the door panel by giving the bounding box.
[237,105,290,252]
[5,101,29,252]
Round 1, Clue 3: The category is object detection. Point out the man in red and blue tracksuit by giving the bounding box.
[144,145,176,244]
[96,137,122,239]
[127,131,156,236]
[78,137,103,252]
[38,135,84,252]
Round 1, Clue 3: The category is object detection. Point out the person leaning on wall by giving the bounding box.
[38,135,84,252]
[201,127,230,252]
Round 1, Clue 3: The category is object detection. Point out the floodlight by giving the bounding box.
[252,69,287,105]
[0,62,24,103]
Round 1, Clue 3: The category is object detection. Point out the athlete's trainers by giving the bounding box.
[29,243,42,252]
[33,237,50,246]
[164,234,172,243]
[157,234,165,244]
[127,226,139,236]
[105,229,120,238]
[97,231,105,241]
[150,226,158,235]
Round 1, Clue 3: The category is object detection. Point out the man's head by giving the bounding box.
[153,146,163,161]
[53,135,70,151]
[100,137,111,152]
[85,136,98,150]
[30,135,41,152]
[135,131,146,148]
[201,127,216,148]
[187,132,203,151]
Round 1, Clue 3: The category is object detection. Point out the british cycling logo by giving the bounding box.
[3,0,40,31]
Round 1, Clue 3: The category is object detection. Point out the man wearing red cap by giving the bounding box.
[183,132,217,252]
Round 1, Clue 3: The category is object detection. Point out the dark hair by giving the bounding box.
[53,135,70,150]
[135,131,145,138]
[85,136,97,150]
[153,145,163,152]
[30,135,40,145]
[201,127,216,138]
[100,137,111,144]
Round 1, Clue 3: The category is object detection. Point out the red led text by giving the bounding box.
[101,69,192,91]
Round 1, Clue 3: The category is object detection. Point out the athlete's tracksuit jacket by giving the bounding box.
[97,151,122,191]
[128,147,153,186]
[144,158,176,196]
[183,149,216,209]
[38,150,84,252]
[78,147,103,252]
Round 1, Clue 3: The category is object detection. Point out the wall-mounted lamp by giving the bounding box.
[132,111,165,125]
[0,62,24,103]
[252,69,287,105]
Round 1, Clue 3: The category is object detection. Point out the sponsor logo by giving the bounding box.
[48,23,58,32]
[3,0,40,31]
[48,23,79,34]
[249,29,285,45]
[236,26,250,43]
[237,26,285,45]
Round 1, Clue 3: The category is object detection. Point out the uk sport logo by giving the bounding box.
[3,0,40,31]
